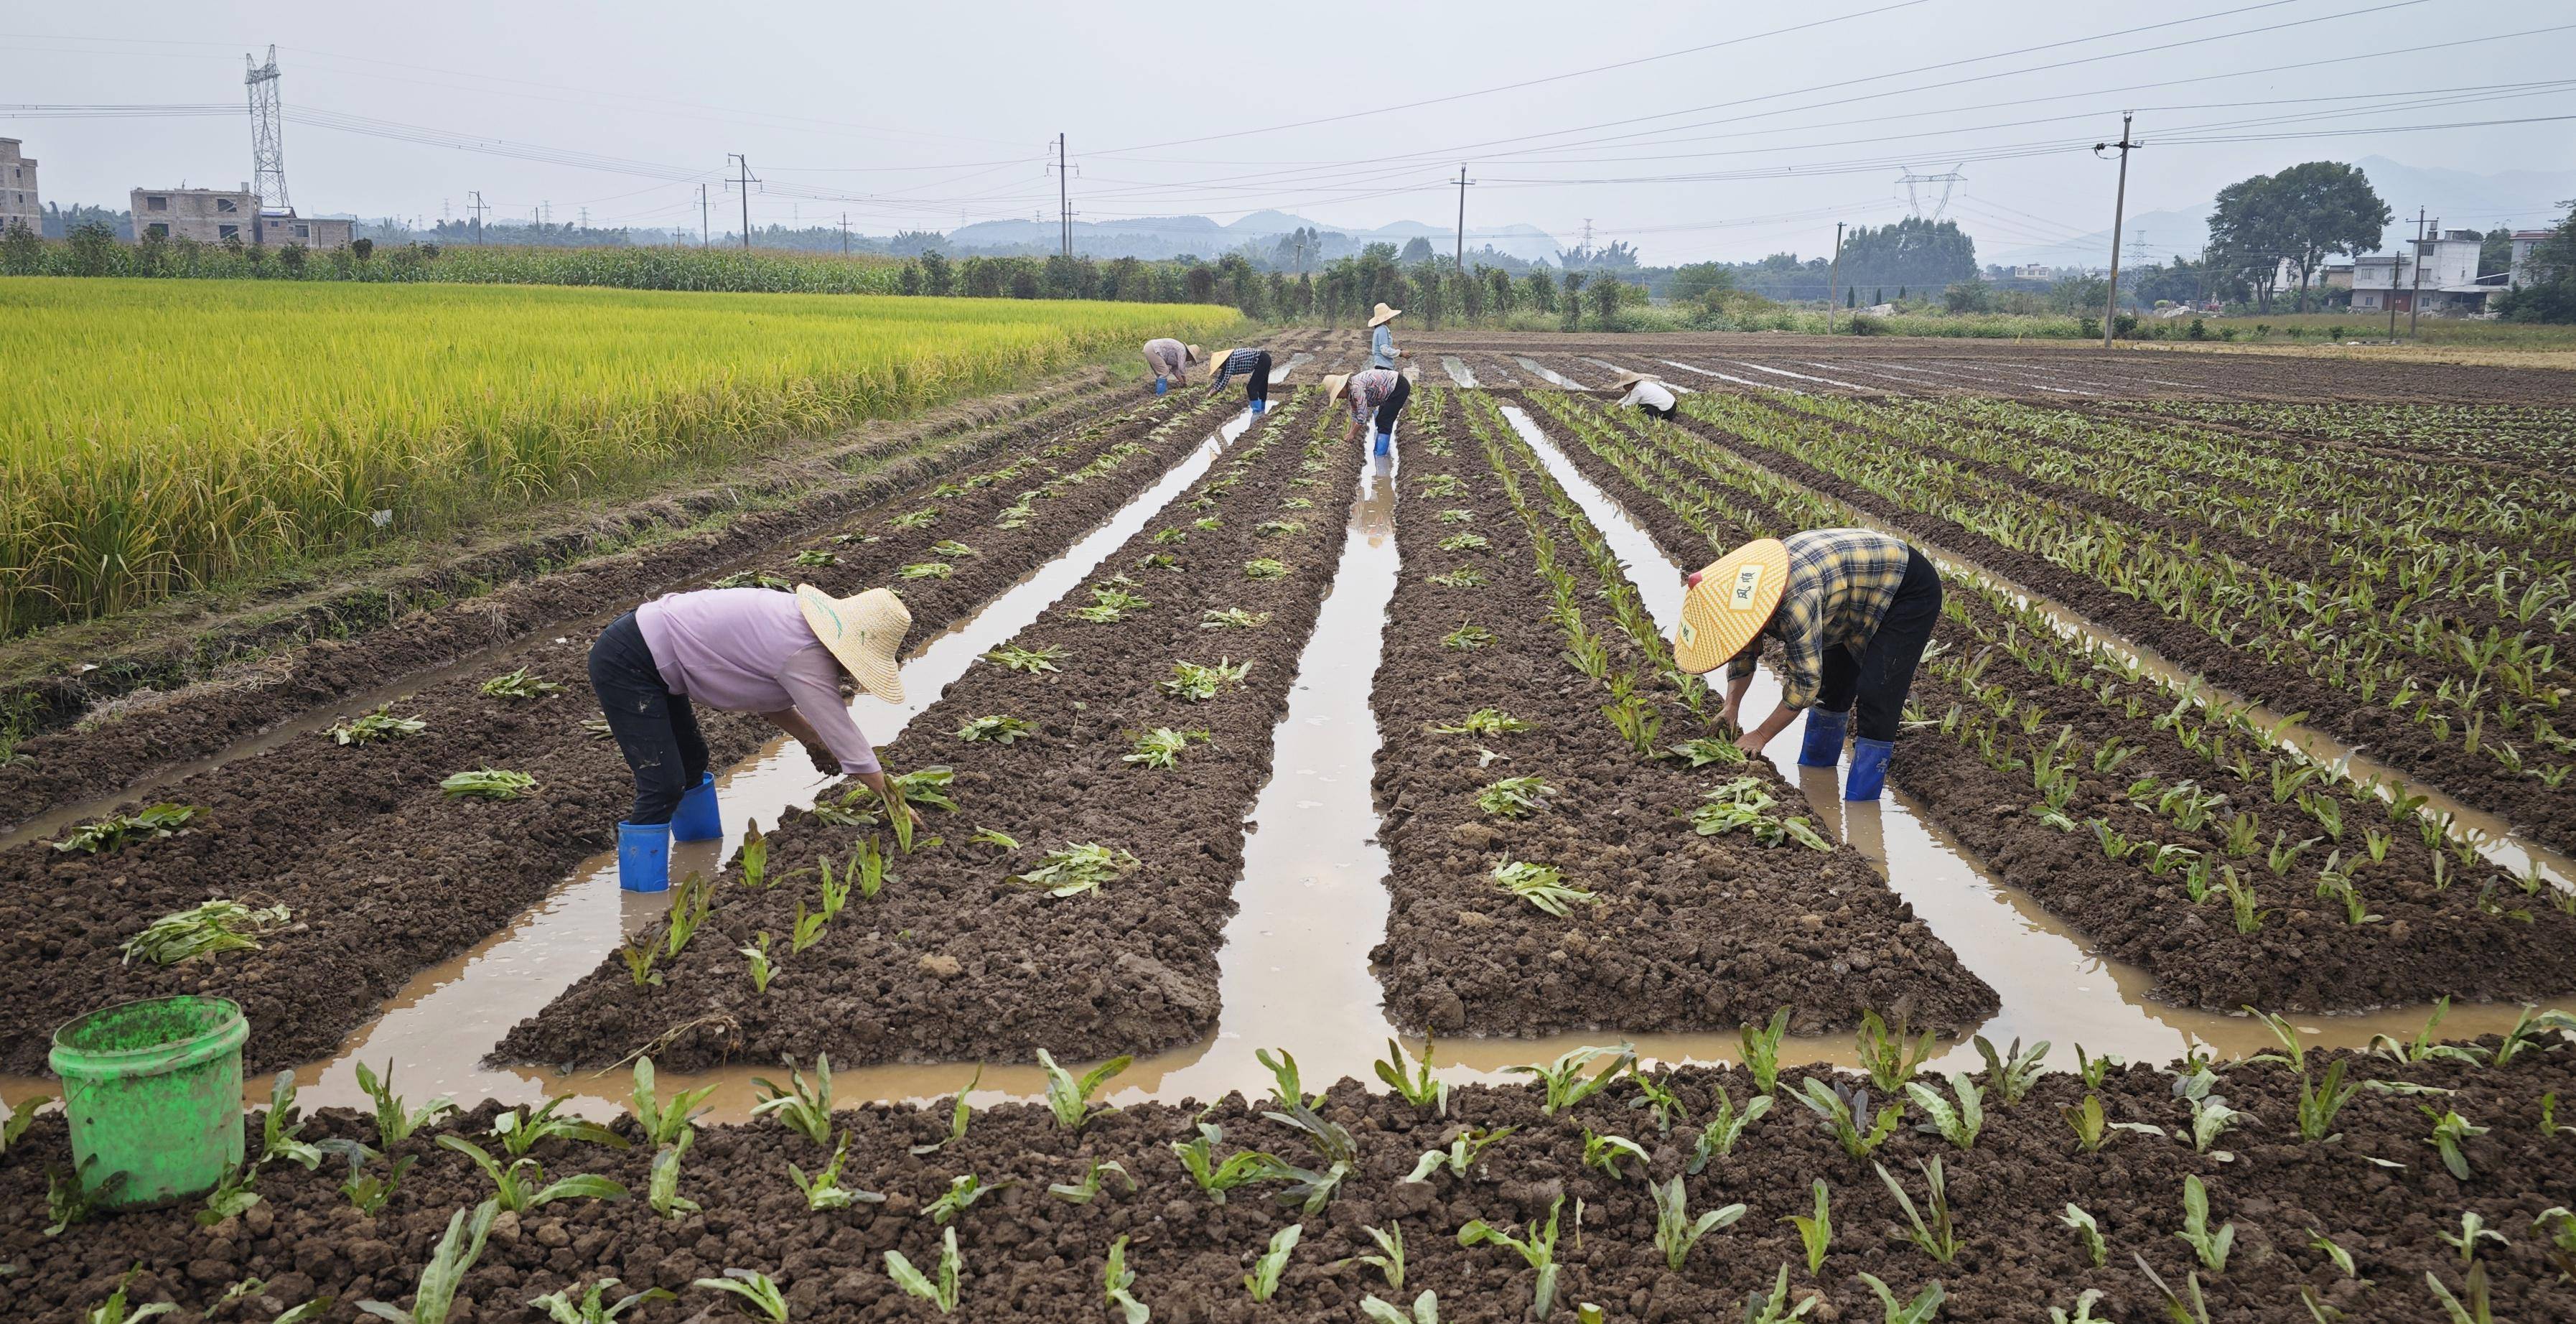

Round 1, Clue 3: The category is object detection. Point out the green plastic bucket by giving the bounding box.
[50,995,248,1209]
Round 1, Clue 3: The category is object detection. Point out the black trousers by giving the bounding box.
[1244,351,1272,405]
[589,610,709,825]
[1641,401,1676,420]
[1815,549,1941,742]
[1373,373,1412,433]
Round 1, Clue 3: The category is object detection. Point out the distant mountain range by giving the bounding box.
[1982,156,2576,270]
[944,208,1564,264]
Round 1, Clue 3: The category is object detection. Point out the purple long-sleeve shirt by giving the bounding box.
[635,588,882,776]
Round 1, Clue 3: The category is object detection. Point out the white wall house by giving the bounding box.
[0,139,38,235]
[2351,228,2499,316]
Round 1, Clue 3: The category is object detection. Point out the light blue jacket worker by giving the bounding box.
[1366,302,1404,369]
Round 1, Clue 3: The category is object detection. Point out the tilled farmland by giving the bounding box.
[4,334,2574,1323]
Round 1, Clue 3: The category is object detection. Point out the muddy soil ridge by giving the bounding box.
[1365,388,1997,1040]
[0,389,1245,1078]
[494,388,1365,1071]
[5,1038,2571,1322]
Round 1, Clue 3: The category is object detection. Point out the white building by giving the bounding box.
[2351,228,2502,316]
[1,139,38,235]
[130,185,353,248]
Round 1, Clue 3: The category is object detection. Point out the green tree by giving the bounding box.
[1560,270,1587,330]
[2479,225,2515,278]
[1,219,41,274]
[1668,262,1736,302]
[1523,268,1556,314]
[2497,198,2576,323]
[1941,277,1992,312]
[2208,162,2389,313]
[67,222,121,276]
[1587,274,1624,329]
[1398,236,1437,266]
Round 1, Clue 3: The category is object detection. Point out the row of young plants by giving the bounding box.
[1844,394,2576,605]
[1653,388,2576,852]
[1504,387,2576,1010]
[9,1011,2573,1322]
[0,388,1242,1077]
[2125,399,2576,473]
[1363,386,1994,1039]
[491,388,1362,1071]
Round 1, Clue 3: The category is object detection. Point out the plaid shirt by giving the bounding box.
[1206,348,1265,388]
[1344,368,1401,422]
[1728,528,1914,709]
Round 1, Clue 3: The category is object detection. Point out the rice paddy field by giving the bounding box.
[0,278,1235,637]
[1,325,2574,1323]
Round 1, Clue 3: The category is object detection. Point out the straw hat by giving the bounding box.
[1610,369,1656,390]
[1185,343,1204,363]
[1205,347,1237,370]
[795,585,910,704]
[1367,302,1402,328]
[1674,539,1789,675]
[1320,372,1352,405]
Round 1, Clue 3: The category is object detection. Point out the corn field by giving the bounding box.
[0,277,1235,637]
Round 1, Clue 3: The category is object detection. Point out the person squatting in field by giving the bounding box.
[1672,527,1943,801]
[1142,337,1202,395]
[1611,368,1678,420]
[1203,345,1274,414]
[1323,367,1412,458]
[1365,301,1406,369]
[589,584,923,891]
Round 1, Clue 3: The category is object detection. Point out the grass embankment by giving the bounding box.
[0,278,1237,638]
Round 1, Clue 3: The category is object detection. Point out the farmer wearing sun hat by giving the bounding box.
[1610,368,1678,420]
[1366,302,1406,370]
[1203,345,1275,414]
[589,583,920,892]
[1673,528,1942,801]
[1323,366,1411,458]
[1142,337,1202,396]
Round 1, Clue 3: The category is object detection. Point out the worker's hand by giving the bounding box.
[1717,696,1742,733]
[1735,727,1771,758]
[801,742,839,776]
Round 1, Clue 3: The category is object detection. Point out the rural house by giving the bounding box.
[0,139,38,235]
[2350,228,2501,316]
[129,184,353,248]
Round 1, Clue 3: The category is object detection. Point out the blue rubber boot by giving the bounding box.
[1797,707,1850,768]
[1372,430,1393,457]
[1250,398,1267,416]
[1153,376,1168,396]
[1845,737,1894,801]
[669,772,721,843]
[617,821,671,893]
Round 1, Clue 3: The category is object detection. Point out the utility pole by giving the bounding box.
[1058,133,1070,259]
[2095,112,2142,349]
[841,212,849,256]
[699,184,710,248]
[2389,207,2421,340]
[1453,164,1475,269]
[1828,221,1844,333]
[467,190,487,244]
[728,154,758,251]
[2409,212,2433,340]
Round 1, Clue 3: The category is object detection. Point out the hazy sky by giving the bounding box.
[7,0,2572,263]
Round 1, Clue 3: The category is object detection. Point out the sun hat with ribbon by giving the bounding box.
[795,585,910,704]
[1367,302,1403,328]
[1674,539,1790,675]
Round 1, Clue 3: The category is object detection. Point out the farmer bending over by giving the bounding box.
[589,583,921,891]
[1366,302,1406,369]
[1204,345,1274,414]
[1673,528,1941,801]
[1142,337,1202,396]
[1611,369,1678,420]
[1324,368,1411,458]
